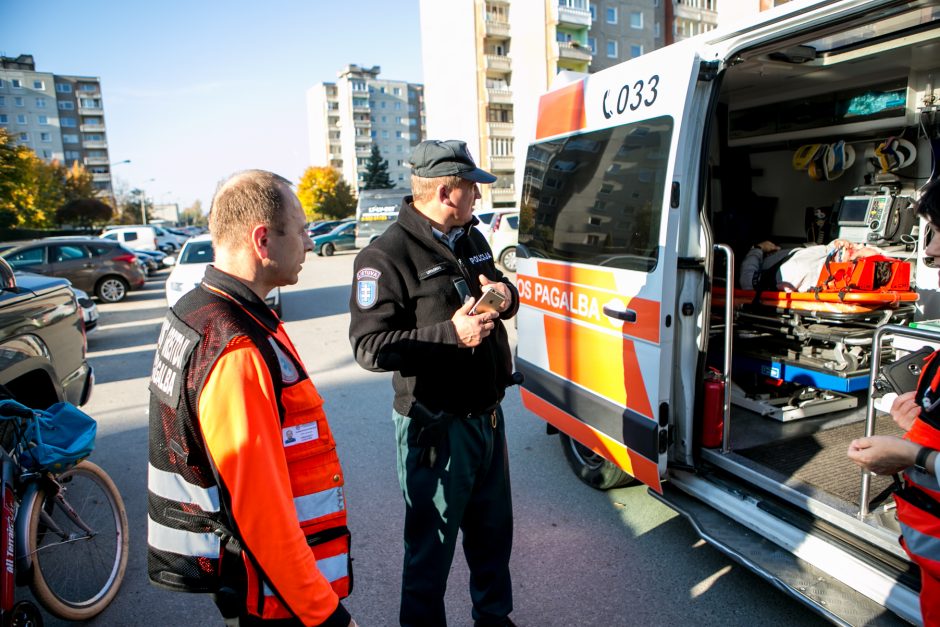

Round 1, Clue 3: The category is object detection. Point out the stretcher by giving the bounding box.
[711,284,918,421]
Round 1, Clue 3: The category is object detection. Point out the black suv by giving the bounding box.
[0,238,147,303]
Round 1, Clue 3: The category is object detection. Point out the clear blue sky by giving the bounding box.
[0,0,423,212]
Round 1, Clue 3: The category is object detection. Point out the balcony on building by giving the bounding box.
[355,134,371,144]
[352,104,370,114]
[556,41,592,63]
[483,19,510,39]
[77,106,102,115]
[80,124,105,133]
[82,140,108,149]
[486,88,513,105]
[487,121,514,138]
[490,186,515,203]
[556,3,591,28]
[489,155,514,171]
[84,156,109,166]
[91,173,111,183]
[484,55,511,73]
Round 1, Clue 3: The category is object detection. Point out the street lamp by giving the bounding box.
[137,178,155,224]
[107,159,131,213]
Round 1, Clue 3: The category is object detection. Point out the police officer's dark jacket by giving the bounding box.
[349,196,519,417]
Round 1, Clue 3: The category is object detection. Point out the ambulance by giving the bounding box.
[515,1,940,624]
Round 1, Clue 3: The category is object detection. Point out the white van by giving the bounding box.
[516,2,940,624]
[100,226,159,252]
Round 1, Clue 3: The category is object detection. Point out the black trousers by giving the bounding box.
[393,406,514,627]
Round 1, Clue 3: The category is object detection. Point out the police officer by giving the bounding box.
[349,140,519,627]
[147,170,356,627]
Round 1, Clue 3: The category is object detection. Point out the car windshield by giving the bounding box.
[179,241,214,264]
[310,222,337,236]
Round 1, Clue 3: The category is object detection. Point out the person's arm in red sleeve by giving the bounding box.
[198,337,351,627]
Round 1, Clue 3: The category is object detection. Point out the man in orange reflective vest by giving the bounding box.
[147,170,356,626]
[848,177,940,627]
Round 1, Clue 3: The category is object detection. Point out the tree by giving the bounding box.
[56,198,113,227]
[180,200,207,227]
[63,161,96,203]
[361,145,395,190]
[0,127,34,228]
[296,167,356,220]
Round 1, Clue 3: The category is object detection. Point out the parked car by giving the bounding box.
[166,235,281,316]
[308,219,350,238]
[100,226,159,252]
[487,211,519,272]
[473,208,517,240]
[312,221,356,256]
[71,287,99,333]
[133,249,172,275]
[0,238,146,303]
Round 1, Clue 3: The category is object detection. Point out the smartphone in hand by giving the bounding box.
[469,285,506,315]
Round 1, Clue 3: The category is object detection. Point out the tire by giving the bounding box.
[27,461,129,621]
[499,247,517,273]
[94,276,129,303]
[322,242,335,257]
[560,433,634,490]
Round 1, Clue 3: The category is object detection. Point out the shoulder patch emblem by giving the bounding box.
[356,267,381,309]
[268,338,300,384]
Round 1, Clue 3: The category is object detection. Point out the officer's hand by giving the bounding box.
[479,274,512,312]
[452,298,498,348]
[847,435,919,475]
[756,240,780,254]
[890,391,920,431]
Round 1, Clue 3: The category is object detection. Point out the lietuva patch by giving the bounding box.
[150,310,199,406]
[356,267,381,309]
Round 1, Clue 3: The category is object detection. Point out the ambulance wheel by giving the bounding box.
[560,434,634,490]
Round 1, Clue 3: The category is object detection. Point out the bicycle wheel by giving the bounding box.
[26,460,128,621]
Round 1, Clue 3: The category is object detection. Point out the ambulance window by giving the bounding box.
[519,115,673,272]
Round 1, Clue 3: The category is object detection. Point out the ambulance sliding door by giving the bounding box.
[515,45,703,493]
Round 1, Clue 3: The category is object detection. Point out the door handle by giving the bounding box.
[603,304,637,322]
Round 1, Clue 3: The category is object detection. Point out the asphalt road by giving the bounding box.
[36,251,828,626]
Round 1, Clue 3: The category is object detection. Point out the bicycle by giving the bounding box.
[0,399,128,626]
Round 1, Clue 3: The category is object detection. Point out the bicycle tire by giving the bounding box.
[26,461,128,621]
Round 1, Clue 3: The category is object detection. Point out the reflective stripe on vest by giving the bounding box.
[149,463,220,512]
[899,520,940,563]
[262,554,349,599]
[148,517,220,558]
[295,486,345,523]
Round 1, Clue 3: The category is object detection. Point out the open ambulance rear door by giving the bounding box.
[515,41,710,493]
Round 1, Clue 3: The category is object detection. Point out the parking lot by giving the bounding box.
[54,251,827,626]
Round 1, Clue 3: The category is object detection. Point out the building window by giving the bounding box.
[588,37,596,54]
[42,150,51,158]
[396,131,402,138]
[37,115,48,125]
[631,45,643,58]
[607,40,618,58]
[589,5,595,20]
[55,83,72,94]
[61,117,77,128]
[0,114,6,124]
[380,101,386,109]
[393,87,401,95]
[35,97,46,108]
[80,83,96,91]
[40,132,51,142]
[630,11,643,29]
[62,134,78,143]
[606,7,617,24]
[16,114,26,125]
[65,150,80,160]
[58,101,74,110]
[11,79,22,89]
[655,21,661,38]
[18,133,28,142]
[395,102,401,110]
[14,97,24,107]
[33,80,45,90]
[79,98,101,108]
[0,96,4,106]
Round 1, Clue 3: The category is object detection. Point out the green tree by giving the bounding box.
[361,145,395,190]
[297,167,356,220]
[0,127,33,228]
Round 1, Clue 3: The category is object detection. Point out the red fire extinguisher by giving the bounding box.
[702,367,725,448]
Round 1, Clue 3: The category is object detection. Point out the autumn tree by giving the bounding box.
[297,167,356,220]
[180,200,207,227]
[56,198,113,227]
[361,145,394,190]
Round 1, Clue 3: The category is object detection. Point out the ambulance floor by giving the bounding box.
[735,417,905,507]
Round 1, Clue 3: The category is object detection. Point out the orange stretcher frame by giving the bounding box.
[712,287,918,315]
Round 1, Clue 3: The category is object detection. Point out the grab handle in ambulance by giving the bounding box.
[714,244,734,454]
[602,305,637,322]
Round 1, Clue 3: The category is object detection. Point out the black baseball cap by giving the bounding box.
[408,140,497,184]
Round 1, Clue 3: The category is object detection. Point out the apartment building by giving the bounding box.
[307,65,426,190]
[670,0,719,42]
[0,54,114,196]
[589,1,666,72]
